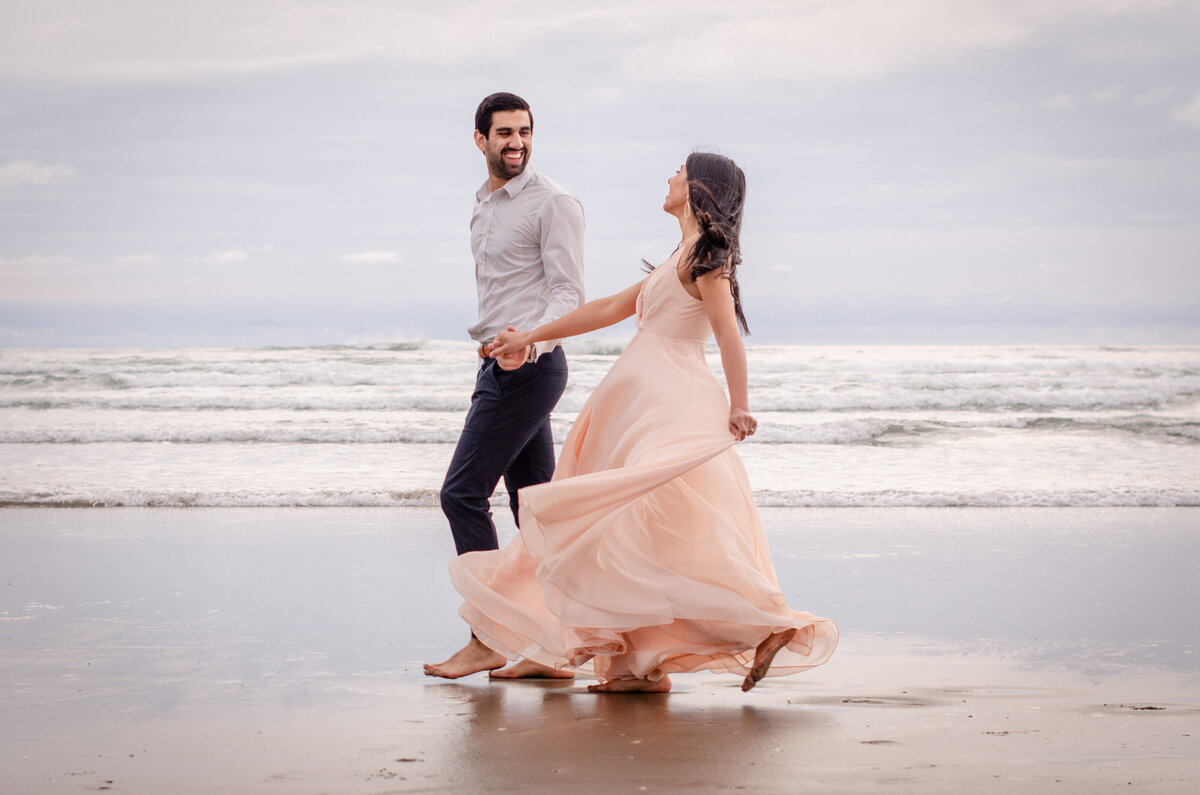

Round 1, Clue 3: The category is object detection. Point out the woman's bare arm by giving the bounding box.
[489,279,645,356]
[696,269,756,441]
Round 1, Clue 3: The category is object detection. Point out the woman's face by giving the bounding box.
[663,163,689,216]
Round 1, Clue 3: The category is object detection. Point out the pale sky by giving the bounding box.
[2,0,1198,347]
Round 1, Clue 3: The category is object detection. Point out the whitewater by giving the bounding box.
[1,343,1197,508]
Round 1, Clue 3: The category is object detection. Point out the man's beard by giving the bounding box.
[488,147,528,180]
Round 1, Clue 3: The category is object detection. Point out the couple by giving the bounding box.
[427,92,837,693]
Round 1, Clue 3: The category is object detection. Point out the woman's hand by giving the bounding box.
[489,326,532,371]
[729,407,758,441]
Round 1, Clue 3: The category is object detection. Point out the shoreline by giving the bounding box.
[2,507,1198,792]
[9,499,1200,511]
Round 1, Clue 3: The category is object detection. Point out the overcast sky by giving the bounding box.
[2,0,1198,347]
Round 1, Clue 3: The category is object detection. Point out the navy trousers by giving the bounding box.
[440,346,568,555]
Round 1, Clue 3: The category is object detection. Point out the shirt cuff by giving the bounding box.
[529,339,561,362]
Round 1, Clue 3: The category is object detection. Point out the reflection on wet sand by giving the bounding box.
[434,679,835,791]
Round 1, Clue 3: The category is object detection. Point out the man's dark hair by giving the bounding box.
[475,92,533,138]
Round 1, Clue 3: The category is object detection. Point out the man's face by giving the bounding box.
[475,109,532,182]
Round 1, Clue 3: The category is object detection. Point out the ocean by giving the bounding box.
[1,343,1198,508]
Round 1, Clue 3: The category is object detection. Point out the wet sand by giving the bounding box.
[1,507,1198,792]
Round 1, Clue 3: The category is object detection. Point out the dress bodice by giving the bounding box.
[635,249,712,343]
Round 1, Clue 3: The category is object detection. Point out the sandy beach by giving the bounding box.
[2,506,1198,793]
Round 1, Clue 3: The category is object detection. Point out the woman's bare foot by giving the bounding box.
[424,637,507,680]
[741,627,798,692]
[587,675,671,694]
[489,659,575,680]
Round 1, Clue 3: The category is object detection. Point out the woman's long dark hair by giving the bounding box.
[648,152,750,334]
[683,152,748,334]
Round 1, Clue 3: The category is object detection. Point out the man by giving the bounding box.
[425,92,584,679]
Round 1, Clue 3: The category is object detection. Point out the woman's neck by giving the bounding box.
[677,215,701,242]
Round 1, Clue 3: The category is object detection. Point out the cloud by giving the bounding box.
[1041,82,1180,115]
[0,2,615,82]
[621,0,1177,84]
[1039,94,1078,110]
[29,17,85,39]
[340,250,403,264]
[1,0,1182,87]
[0,254,76,267]
[1132,212,1187,223]
[1132,85,1176,106]
[1089,85,1124,103]
[0,160,73,191]
[1173,91,1200,128]
[206,250,249,263]
[115,253,163,265]
[197,246,272,264]
[625,1,1024,83]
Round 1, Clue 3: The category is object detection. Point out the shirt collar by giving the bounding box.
[476,166,536,201]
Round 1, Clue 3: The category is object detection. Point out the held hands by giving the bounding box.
[729,407,758,442]
[489,326,532,371]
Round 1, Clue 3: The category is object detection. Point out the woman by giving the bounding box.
[425,152,837,693]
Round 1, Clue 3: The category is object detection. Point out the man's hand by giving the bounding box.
[490,326,531,370]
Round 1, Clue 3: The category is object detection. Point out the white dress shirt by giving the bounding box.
[467,167,585,360]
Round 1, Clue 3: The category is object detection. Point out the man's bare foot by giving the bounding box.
[741,627,798,692]
[489,659,575,680]
[424,637,507,680]
[587,675,672,694]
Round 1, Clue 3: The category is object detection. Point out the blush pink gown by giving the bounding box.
[449,249,838,684]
